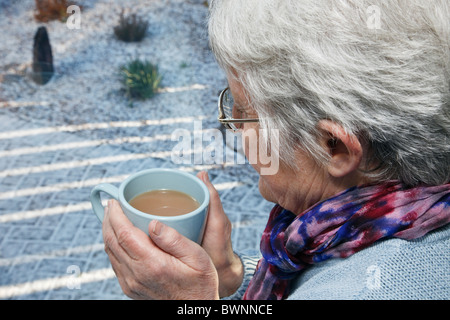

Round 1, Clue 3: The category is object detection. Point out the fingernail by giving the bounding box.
[152,220,163,236]
[104,204,110,216]
[201,171,210,183]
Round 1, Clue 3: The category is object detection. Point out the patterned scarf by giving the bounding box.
[243,181,450,300]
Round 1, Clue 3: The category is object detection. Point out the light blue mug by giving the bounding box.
[90,168,210,244]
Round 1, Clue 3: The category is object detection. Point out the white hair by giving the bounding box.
[209,0,450,186]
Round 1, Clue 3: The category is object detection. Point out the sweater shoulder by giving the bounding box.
[288,224,450,300]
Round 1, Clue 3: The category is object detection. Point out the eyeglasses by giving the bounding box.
[217,87,259,131]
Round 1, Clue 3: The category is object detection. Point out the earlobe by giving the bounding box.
[318,120,363,178]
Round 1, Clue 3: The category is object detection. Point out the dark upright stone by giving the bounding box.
[32,26,54,85]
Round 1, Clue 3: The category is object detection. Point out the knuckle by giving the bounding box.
[103,243,111,255]
[103,232,115,250]
[121,274,146,299]
[121,282,132,296]
[117,226,134,246]
[158,226,184,250]
[167,234,183,249]
[127,278,140,294]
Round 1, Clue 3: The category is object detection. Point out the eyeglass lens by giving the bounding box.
[222,89,234,119]
[222,89,241,130]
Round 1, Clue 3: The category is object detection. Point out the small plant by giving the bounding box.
[114,11,149,43]
[120,59,162,101]
[34,0,79,22]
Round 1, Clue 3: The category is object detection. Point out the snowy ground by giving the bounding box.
[1,0,222,129]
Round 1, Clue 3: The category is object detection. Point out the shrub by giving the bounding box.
[114,11,149,43]
[34,0,78,22]
[120,59,162,101]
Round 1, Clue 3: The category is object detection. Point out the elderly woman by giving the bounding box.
[102,0,449,300]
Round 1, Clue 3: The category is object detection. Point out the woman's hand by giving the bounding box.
[102,199,219,300]
[101,171,243,300]
[196,171,244,297]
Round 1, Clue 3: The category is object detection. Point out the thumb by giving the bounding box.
[149,220,211,269]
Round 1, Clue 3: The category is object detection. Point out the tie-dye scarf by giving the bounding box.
[243,181,450,300]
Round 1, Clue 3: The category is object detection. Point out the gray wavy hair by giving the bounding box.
[208,0,450,186]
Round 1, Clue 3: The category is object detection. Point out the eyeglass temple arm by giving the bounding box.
[218,87,259,123]
[218,118,259,123]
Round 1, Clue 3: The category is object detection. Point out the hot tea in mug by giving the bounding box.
[90,169,210,243]
[128,189,200,216]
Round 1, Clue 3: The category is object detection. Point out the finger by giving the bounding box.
[105,244,130,290]
[102,212,133,294]
[197,171,225,216]
[107,199,134,229]
[105,199,153,261]
[102,201,123,257]
[102,200,129,261]
[106,248,147,300]
[149,220,211,272]
[197,171,231,232]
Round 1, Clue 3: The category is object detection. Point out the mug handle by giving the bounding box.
[90,183,120,222]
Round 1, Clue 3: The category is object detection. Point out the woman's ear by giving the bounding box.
[317,120,363,178]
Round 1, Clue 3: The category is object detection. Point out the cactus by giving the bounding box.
[32,26,54,85]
